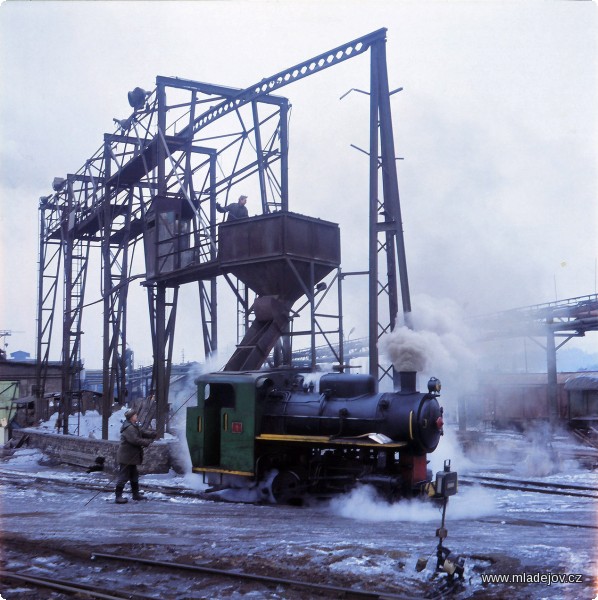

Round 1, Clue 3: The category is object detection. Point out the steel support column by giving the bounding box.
[101,187,133,439]
[151,81,176,436]
[35,200,62,421]
[60,183,89,434]
[368,38,411,388]
[376,42,411,324]
[546,321,558,425]
[279,100,289,212]
[252,100,269,213]
[368,43,380,379]
[148,284,178,436]
[198,149,218,358]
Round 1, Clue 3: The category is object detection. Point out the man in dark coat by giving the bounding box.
[216,195,248,221]
[115,408,156,504]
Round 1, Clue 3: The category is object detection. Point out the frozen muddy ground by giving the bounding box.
[1,428,597,599]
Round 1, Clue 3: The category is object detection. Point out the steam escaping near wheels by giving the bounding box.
[204,469,309,505]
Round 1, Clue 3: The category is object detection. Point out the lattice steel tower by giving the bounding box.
[35,28,412,438]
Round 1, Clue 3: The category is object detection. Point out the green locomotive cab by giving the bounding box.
[186,372,269,481]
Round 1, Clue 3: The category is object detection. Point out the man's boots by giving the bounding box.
[131,483,147,501]
[115,485,128,504]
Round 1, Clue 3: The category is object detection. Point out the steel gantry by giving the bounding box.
[35,28,413,437]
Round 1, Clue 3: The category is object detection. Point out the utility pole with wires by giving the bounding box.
[0,330,25,360]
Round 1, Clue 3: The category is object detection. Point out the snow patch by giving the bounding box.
[4,448,45,466]
[37,408,126,441]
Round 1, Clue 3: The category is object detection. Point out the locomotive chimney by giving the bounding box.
[399,371,417,393]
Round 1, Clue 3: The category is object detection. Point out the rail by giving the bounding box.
[92,552,413,600]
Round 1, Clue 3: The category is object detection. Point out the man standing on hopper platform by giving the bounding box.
[115,408,156,504]
[216,194,248,221]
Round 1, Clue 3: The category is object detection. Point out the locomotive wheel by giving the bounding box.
[270,470,305,505]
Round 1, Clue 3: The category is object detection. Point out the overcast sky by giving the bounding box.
[0,0,596,369]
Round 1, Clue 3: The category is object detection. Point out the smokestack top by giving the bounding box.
[399,371,417,393]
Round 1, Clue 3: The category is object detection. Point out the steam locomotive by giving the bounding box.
[186,368,448,503]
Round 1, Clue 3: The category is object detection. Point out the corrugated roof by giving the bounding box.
[564,376,598,391]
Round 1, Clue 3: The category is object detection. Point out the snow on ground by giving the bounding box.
[37,407,130,440]
[1,428,597,599]
[2,447,46,468]
[36,407,177,441]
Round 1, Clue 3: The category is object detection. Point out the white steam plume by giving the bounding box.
[379,294,481,471]
[167,352,229,476]
[330,484,496,522]
[379,295,477,393]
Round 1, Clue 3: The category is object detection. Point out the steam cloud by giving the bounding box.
[379,294,479,394]
[379,326,431,372]
[330,484,496,522]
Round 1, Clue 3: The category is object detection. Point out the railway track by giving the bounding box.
[460,474,598,499]
[2,464,594,599]
[0,539,416,600]
[0,469,205,501]
[4,467,597,503]
[0,565,413,600]
[91,552,415,599]
[476,517,598,530]
[0,570,151,600]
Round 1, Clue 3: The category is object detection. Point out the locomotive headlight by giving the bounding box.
[427,377,441,394]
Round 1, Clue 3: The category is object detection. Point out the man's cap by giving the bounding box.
[239,195,247,200]
[125,408,138,419]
